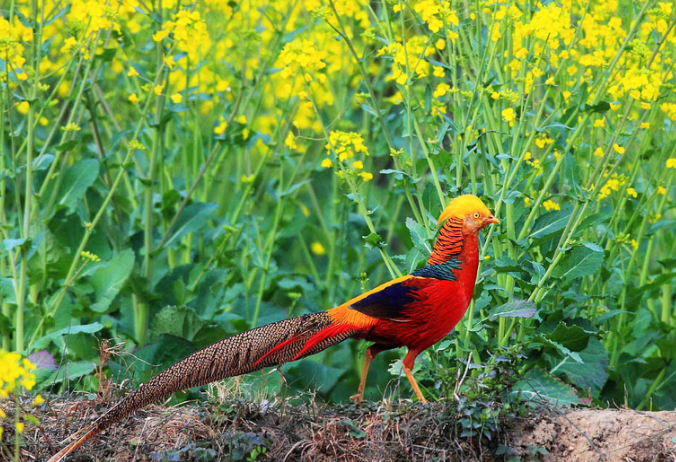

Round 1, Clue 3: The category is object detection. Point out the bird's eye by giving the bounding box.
[473,212,480,219]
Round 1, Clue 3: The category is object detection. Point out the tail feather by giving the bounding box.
[47,312,354,462]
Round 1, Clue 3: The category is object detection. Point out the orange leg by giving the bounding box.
[402,349,427,403]
[351,344,390,402]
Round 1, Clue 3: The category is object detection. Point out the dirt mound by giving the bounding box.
[506,409,676,462]
[3,396,675,461]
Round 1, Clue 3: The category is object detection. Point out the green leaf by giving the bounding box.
[57,159,100,212]
[164,202,218,247]
[555,337,608,396]
[553,242,604,282]
[3,238,27,251]
[150,305,205,342]
[405,217,431,255]
[32,322,104,350]
[529,204,572,241]
[90,249,135,313]
[583,101,610,114]
[363,232,384,249]
[45,361,97,385]
[562,153,586,199]
[511,368,581,406]
[489,299,537,321]
[546,322,592,351]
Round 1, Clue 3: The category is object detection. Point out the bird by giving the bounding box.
[47,194,498,461]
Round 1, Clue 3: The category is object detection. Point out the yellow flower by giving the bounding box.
[535,136,554,148]
[626,187,637,198]
[593,147,604,157]
[128,93,139,104]
[433,83,450,98]
[214,117,228,136]
[325,131,370,162]
[542,199,561,211]
[321,158,333,168]
[639,122,650,129]
[127,66,139,77]
[311,242,326,255]
[657,186,666,195]
[502,108,516,124]
[360,172,374,182]
[16,422,24,433]
[545,77,555,85]
[33,394,44,406]
[153,85,163,96]
[524,197,531,207]
[613,144,625,154]
[352,160,364,170]
[666,158,676,169]
[285,132,297,150]
[16,101,30,114]
[593,118,606,128]
[170,93,182,104]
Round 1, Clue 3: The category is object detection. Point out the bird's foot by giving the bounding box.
[349,393,364,403]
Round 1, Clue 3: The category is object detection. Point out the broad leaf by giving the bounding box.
[44,361,97,385]
[32,322,104,350]
[57,159,100,212]
[553,242,604,282]
[406,217,431,255]
[150,305,205,342]
[90,249,135,312]
[511,368,581,406]
[164,202,218,247]
[546,322,592,351]
[529,204,572,241]
[489,299,537,321]
[555,337,608,396]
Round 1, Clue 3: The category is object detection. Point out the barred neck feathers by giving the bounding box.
[428,216,464,266]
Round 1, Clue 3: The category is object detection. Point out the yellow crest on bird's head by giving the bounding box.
[437,195,493,226]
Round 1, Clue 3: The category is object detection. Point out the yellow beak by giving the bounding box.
[486,215,500,225]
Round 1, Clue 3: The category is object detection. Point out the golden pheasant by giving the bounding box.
[47,194,498,461]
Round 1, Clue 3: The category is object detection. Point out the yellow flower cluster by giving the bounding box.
[412,0,459,35]
[598,173,630,200]
[607,67,662,102]
[67,0,121,35]
[515,2,574,53]
[0,350,36,397]
[278,39,328,83]
[0,16,32,74]
[542,199,561,211]
[152,10,210,59]
[378,36,440,85]
[323,131,373,182]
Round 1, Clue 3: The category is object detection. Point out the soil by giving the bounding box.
[2,393,675,461]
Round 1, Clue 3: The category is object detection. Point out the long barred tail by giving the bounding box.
[47,312,354,462]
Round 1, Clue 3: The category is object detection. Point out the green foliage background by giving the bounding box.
[2,0,676,412]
